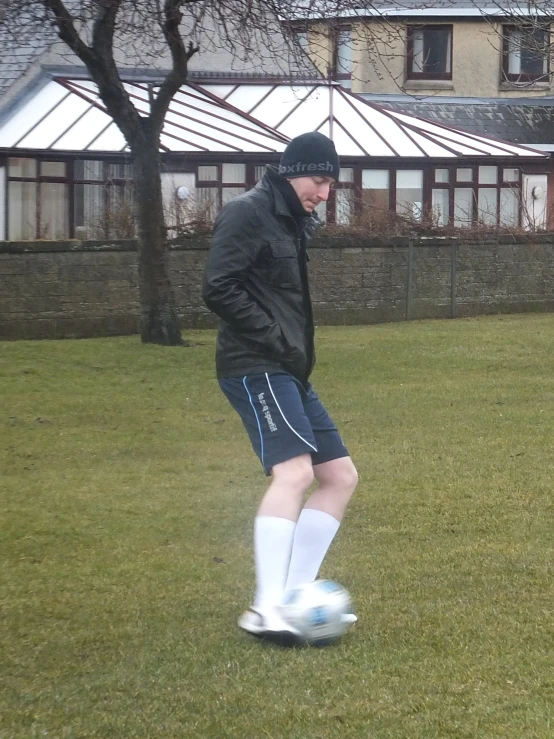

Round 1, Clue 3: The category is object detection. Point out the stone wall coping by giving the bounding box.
[2,233,554,255]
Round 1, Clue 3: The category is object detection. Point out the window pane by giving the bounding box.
[396,170,423,221]
[507,27,548,76]
[503,168,519,182]
[198,166,218,182]
[397,170,423,189]
[222,163,246,184]
[411,26,451,75]
[432,189,449,226]
[477,188,498,225]
[479,166,498,184]
[425,27,451,74]
[39,182,68,239]
[108,183,135,238]
[362,169,389,189]
[457,168,473,182]
[107,163,132,180]
[314,200,327,223]
[75,183,105,239]
[362,169,389,214]
[340,168,354,182]
[336,189,354,224]
[435,168,449,183]
[500,188,519,226]
[8,181,36,239]
[508,29,522,74]
[336,28,352,75]
[75,160,104,181]
[412,28,424,73]
[41,161,66,177]
[294,31,308,53]
[8,158,37,178]
[196,187,219,221]
[255,165,266,182]
[222,187,245,205]
[454,188,474,227]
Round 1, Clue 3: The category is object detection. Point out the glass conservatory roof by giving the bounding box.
[0,77,546,160]
[0,78,289,153]
[203,83,547,159]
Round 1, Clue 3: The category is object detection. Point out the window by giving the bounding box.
[454,188,474,228]
[500,188,520,226]
[361,169,389,214]
[396,170,423,221]
[477,166,498,225]
[456,167,473,182]
[407,25,452,80]
[432,189,450,226]
[74,160,134,239]
[333,27,352,85]
[195,163,248,219]
[503,25,549,82]
[7,157,69,239]
[293,29,309,54]
[336,168,355,224]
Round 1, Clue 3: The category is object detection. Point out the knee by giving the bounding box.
[320,458,358,496]
[272,455,314,493]
[341,459,359,495]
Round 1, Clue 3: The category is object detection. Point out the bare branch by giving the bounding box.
[151,0,199,133]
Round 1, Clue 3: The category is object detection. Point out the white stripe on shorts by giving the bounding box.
[265,372,318,453]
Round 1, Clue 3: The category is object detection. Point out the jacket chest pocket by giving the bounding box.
[263,240,300,289]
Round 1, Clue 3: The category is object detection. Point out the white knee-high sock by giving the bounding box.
[253,516,296,610]
[285,509,340,594]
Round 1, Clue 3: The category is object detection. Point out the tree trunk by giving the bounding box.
[131,128,186,346]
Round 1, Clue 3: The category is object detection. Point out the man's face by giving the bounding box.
[287,175,335,213]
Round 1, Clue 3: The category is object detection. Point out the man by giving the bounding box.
[202,132,358,645]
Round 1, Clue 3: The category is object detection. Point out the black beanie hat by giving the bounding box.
[278,131,340,181]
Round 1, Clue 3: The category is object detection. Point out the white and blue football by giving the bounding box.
[281,579,352,646]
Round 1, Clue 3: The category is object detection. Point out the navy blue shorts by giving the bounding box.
[219,372,349,475]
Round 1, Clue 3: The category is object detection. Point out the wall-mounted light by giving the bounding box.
[176,186,190,201]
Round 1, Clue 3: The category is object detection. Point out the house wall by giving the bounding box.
[3,236,554,340]
[316,19,554,98]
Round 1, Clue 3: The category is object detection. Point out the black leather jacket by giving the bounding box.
[202,166,320,384]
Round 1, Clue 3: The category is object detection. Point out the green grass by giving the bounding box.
[1,315,554,738]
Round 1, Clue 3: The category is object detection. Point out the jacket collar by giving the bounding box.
[260,165,321,239]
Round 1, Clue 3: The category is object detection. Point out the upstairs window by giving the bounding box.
[292,28,309,55]
[333,26,352,86]
[503,25,549,82]
[407,25,452,80]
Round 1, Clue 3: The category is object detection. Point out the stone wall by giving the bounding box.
[2,235,554,340]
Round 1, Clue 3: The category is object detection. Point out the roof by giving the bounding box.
[360,95,554,146]
[0,78,289,154]
[292,0,554,19]
[0,21,57,99]
[0,9,318,105]
[0,77,546,160]
[205,82,546,158]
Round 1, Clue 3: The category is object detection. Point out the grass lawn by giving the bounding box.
[1,314,554,738]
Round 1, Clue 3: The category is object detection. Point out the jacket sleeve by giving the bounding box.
[202,199,287,357]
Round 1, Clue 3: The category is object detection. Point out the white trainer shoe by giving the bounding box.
[238,607,304,647]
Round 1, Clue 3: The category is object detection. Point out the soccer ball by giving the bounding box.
[281,579,352,646]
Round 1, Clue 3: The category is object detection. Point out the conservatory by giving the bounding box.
[0,76,548,240]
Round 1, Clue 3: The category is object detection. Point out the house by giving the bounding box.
[291,0,554,99]
[0,5,550,239]
[289,1,554,225]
